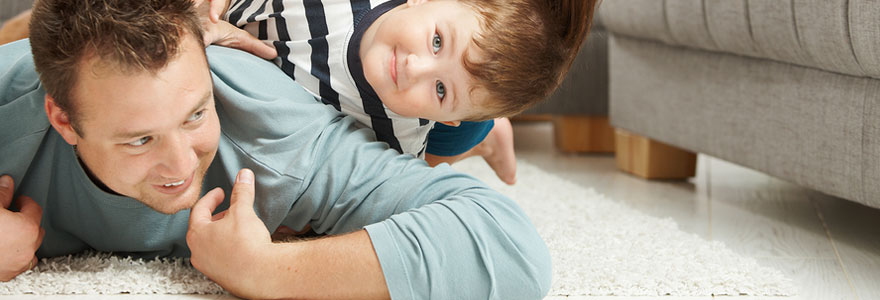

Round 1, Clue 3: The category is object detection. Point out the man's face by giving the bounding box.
[359,0,487,123]
[68,35,220,214]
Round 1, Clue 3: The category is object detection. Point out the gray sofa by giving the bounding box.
[527,20,608,118]
[0,1,30,23]
[600,0,880,209]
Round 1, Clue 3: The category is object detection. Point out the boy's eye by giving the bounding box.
[127,136,152,147]
[432,33,442,54]
[187,109,205,122]
[436,81,446,101]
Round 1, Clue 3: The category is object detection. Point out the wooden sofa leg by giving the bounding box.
[615,129,697,179]
[553,116,615,153]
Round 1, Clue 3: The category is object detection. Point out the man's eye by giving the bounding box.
[127,136,152,147]
[187,110,205,122]
[432,32,442,54]
[436,81,446,101]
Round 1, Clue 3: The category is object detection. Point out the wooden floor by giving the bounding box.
[5,121,878,300]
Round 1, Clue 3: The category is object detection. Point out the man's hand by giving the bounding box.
[187,169,275,299]
[192,0,277,60]
[0,175,45,282]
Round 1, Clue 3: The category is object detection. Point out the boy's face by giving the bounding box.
[50,34,220,215]
[359,0,487,124]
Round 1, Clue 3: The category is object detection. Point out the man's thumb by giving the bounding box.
[0,175,14,209]
[230,169,256,211]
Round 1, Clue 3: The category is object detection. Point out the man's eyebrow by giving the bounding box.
[112,91,212,140]
[186,91,213,118]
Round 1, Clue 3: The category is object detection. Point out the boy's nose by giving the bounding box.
[405,53,433,81]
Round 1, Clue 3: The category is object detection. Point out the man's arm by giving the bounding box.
[292,124,554,300]
[188,129,552,299]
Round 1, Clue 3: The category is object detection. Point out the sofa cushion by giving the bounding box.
[599,0,880,80]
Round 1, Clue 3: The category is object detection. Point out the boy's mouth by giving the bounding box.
[390,47,398,86]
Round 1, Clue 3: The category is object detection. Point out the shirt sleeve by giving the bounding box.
[295,119,553,299]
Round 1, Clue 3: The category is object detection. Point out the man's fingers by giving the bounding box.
[211,210,228,221]
[0,175,14,209]
[189,187,225,226]
[230,169,256,214]
[15,196,42,223]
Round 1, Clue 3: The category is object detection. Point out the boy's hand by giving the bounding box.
[202,20,278,60]
[191,0,230,23]
[186,169,275,299]
[193,0,277,60]
[0,175,45,282]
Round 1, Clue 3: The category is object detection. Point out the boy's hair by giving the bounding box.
[460,0,599,120]
[29,0,204,134]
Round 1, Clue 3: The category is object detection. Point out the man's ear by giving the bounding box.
[405,0,429,8]
[44,94,80,146]
[439,120,461,127]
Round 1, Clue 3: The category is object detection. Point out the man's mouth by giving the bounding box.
[163,179,185,187]
[390,47,398,86]
[153,173,194,195]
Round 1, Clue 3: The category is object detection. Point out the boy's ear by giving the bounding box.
[44,94,81,146]
[405,0,429,7]
[439,120,461,127]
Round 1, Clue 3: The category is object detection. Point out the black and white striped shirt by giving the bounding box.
[224,0,433,157]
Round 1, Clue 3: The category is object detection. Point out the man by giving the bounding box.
[0,0,551,299]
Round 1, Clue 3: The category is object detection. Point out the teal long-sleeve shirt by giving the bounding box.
[0,40,551,299]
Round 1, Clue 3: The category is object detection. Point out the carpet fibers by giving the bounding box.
[1,159,794,296]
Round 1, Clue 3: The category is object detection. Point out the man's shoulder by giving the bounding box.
[0,40,43,106]
[0,39,51,148]
[206,46,328,112]
[206,45,350,177]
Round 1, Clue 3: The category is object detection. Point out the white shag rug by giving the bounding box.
[1,159,795,296]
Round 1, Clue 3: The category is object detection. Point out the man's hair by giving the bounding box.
[29,0,204,133]
[459,0,599,120]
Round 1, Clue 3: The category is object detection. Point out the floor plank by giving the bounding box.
[752,258,855,300]
[707,158,837,259]
[813,196,880,300]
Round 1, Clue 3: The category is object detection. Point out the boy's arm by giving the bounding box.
[0,9,30,46]
[191,0,231,23]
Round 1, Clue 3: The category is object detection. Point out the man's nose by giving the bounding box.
[159,134,197,177]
